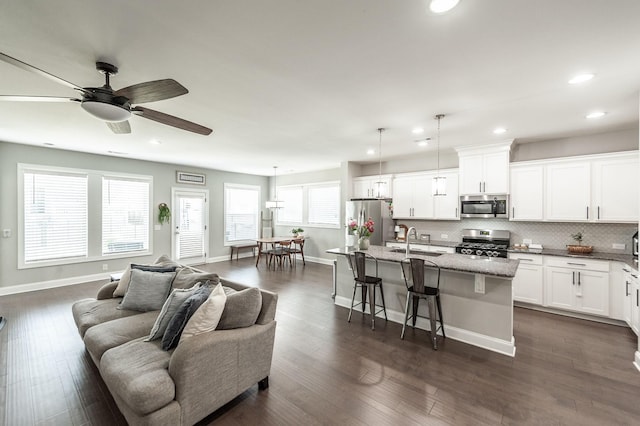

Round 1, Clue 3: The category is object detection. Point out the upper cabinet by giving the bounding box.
[510,151,639,223]
[457,142,512,195]
[392,169,459,220]
[352,175,392,199]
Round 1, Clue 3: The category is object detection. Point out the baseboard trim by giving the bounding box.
[206,254,334,265]
[334,295,516,357]
[514,302,627,327]
[0,272,111,296]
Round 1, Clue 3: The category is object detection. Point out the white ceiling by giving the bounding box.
[0,0,639,176]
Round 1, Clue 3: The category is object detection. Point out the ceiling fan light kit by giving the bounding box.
[0,51,212,135]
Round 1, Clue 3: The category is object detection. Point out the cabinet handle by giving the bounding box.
[577,271,581,286]
[455,207,458,217]
[512,207,515,218]
[626,281,630,297]
[572,271,575,285]
[483,182,486,192]
[586,206,589,219]
[637,289,639,307]
[567,262,586,266]
[623,268,631,272]
[632,274,638,279]
[597,206,600,220]
[479,182,482,192]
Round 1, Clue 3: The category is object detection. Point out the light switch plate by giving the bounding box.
[474,274,485,294]
[2,229,11,238]
[523,238,532,245]
[613,243,626,250]
[154,225,162,231]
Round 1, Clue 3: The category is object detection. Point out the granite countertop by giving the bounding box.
[508,247,637,265]
[327,245,519,278]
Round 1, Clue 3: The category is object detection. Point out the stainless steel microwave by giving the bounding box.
[460,195,509,218]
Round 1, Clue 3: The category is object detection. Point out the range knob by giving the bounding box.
[476,250,483,256]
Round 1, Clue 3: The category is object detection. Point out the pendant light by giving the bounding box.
[432,114,447,196]
[266,166,284,209]
[373,127,387,198]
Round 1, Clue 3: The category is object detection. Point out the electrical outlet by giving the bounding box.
[102,264,108,271]
[2,229,11,238]
[441,234,448,239]
[612,243,626,250]
[523,238,532,245]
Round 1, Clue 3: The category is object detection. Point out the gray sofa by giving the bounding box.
[71,262,278,426]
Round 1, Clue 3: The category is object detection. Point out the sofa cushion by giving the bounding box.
[171,267,220,290]
[161,285,212,350]
[72,298,140,337]
[120,269,175,312]
[101,338,175,416]
[217,287,263,330]
[147,284,201,341]
[180,283,227,343]
[84,311,160,362]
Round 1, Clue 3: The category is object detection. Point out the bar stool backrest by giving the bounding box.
[347,251,377,281]
[401,258,440,294]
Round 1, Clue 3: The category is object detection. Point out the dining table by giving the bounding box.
[255,236,305,267]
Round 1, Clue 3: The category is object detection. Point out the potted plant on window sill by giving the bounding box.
[291,228,304,238]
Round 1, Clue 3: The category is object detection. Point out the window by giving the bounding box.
[308,183,340,226]
[102,176,151,255]
[224,183,260,245]
[277,186,303,224]
[276,181,340,228]
[19,164,152,268]
[22,169,88,263]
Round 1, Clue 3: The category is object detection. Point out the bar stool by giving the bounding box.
[400,257,445,349]
[347,251,387,330]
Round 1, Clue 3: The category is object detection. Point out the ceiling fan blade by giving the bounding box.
[115,79,188,104]
[0,95,79,102]
[0,51,86,93]
[106,121,131,134]
[132,106,212,135]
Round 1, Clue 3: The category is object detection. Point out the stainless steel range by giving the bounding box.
[455,229,511,258]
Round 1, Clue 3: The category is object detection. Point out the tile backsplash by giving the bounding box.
[399,219,638,254]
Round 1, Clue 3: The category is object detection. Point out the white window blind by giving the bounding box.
[277,186,303,224]
[102,177,150,255]
[308,183,340,226]
[224,184,260,243]
[23,171,88,263]
[176,194,205,260]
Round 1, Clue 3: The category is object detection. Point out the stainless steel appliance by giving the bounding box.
[633,231,638,257]
[460,194,509,218]
[455,229,511,258]
[345,199,395,246]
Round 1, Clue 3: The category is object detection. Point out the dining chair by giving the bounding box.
[266,241,292,269]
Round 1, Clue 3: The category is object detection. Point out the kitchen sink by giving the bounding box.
[389,248,442,257]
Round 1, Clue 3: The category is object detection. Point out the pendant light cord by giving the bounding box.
[435,114,444,175]
[376,128,385,198]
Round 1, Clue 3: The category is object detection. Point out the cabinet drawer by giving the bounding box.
[509,253,543,265]
[544,256,609,272]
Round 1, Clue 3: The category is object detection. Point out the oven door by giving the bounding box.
[460,196,509,218]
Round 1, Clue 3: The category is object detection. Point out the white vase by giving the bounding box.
[346,234,356,247]
[358,237,370,250]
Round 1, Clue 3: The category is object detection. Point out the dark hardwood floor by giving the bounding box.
[1,257,639,425]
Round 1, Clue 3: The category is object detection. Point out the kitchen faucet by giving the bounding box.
[406,227,417,256]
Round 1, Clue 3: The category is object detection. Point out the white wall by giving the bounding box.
[0,142,268,288]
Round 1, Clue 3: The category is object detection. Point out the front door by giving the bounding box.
[172,188,209,265]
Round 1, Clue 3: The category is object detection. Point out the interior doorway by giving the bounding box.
[172,188,209,265]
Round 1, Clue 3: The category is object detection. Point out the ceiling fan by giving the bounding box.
[0,52,212,135]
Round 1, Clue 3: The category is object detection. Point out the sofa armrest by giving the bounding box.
[168,321,277,425]
[96,281,119,300]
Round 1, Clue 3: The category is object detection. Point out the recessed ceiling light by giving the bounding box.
[586,111,606,119]
[412,127,424,134]
[493,127,507,134]
[108,150,129,155]
[415,138,430,147]
[43,142,55,146]
[430,0,460,14]
[569,73,595,84]
[366,149,376,155]
[149,139,162,145]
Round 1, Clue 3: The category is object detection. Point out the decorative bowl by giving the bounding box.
[566,245,593,254]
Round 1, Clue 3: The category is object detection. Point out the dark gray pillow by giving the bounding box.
[216,287,262,330]
[161,285,212,350]
[131,264,178,273]
[146,284,201,341]
[171,268,220,290]
[119,269,176,312]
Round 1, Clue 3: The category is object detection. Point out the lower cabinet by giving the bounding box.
[544,257,610,317]
[629,268,640,335]
[509,253,543,304]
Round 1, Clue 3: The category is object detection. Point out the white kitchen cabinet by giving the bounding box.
[457,142,511,195]
[545,161,591,221]
[392,174,433,219]
[629,268,640,335]
[544,257,609,316]
[353,175,392,199]
[509,165,544,221]
[433,170,460,220]
[592,156,639,222]
[622,265,635,326]
[509,253,543,305]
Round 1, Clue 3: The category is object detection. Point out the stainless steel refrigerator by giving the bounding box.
[345,199,395,246]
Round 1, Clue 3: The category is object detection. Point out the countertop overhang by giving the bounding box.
[326,245,519,278]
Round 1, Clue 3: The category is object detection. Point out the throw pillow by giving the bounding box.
[112,262,179,297]
[161,285,212,351]
[112,265,132,297]
[146,283,202,341]
[180,283,227,343]
[171,268,220,290]
[131,264,177,273]
[119,269,176,312]
[216,287,262,330]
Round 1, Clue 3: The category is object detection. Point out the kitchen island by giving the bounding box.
[326,245,520,356]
